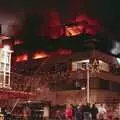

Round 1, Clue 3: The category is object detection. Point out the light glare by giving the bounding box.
[81,86,86,90]
[3,45,10,51]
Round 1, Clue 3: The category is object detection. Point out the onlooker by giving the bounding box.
[98,104,106,120]
[43,106,49,120]
[107,107,113,120]
[0,108,4,120]
[65,104,73,120]
[82,103,92,120]
[75,104,83,120]
[91,104,98,120]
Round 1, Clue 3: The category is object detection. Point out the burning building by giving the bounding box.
[12,41,120,105]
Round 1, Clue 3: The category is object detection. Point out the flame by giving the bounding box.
[33,52,48,59]
[65,14,100,37]
[16,54,28,62]
[65,25,83,37]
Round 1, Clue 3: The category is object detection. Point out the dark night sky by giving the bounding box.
[0,0,120,55]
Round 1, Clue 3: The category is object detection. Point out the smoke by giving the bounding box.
[111,41,120,55]
[22,14,41,36]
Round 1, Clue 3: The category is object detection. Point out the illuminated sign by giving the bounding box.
[72,59,89,71]
[98,60,110,72]
[72,59,110,72]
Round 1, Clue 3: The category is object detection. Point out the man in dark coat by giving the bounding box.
[91,104,98,120]
[75,105,83,120]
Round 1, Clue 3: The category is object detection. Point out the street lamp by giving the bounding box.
[81,86,86,90]
[86,63,90,103]
[85,59,100,103]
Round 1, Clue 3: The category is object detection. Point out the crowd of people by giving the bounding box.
[0,107,12,120]
[54,103,120,120]
[0,101,119,120]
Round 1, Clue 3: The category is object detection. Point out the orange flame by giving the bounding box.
[33,52,48,59]
[16,54,28,62]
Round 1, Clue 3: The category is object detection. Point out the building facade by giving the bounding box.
[12,50,120,105]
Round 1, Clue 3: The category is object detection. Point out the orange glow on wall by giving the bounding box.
[33,52,48,59]
[58,49,72,55]
[64,14,100,37]
[16,54,28,62]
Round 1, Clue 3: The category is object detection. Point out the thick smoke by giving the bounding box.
[111,41,120,55]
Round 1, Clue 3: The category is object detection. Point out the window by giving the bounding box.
[0,73,3,84]
[110,81,120,92]
[6,64,10,72]
[72,80,85,90]
[0,63,4,71]
[0,51,4,63]
[5,75,9,85]
[6,53,10,63]
[49,63,67,73]
[72,63,77,71]
[99,79,109,90]
[57,63,67,72]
